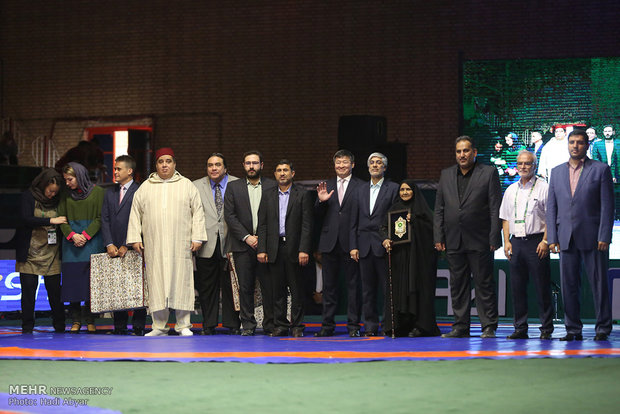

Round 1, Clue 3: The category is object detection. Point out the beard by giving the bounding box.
[246,169,262,179]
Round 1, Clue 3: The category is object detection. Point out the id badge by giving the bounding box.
[47,229,57,245]
[514,220,526,237]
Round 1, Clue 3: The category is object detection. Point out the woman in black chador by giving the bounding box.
[381,179,440,337]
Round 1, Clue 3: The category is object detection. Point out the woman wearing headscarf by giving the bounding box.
[16,168,67,333]
[58,162,105,333]
[381,180,440,337]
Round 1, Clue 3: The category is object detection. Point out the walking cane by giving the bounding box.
[387,247,395,339]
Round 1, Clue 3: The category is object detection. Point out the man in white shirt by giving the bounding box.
[538,125,569,182]
[500,150,554,340]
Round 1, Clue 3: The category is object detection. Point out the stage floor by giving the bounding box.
[1,322,618,364]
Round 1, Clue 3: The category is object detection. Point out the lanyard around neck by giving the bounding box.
[514,177,537,220]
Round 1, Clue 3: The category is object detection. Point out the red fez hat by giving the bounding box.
[155,147,175,160]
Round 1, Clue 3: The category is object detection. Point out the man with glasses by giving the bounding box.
[224,151,277,335]
[500,150,554,340]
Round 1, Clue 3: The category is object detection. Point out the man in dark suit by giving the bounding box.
[547,129,614,341]
[257,159,313,337]
[100,155,146,335]
[349,152,399,336]
[591,125,620,220]
[193,153,240,335]
[590,125,620,182]
[315,149,364,337]
[434,136,502,338]
[224,151,276,335]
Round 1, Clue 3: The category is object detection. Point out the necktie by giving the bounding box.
[338,179,345,205]
[215,184,223,218]
[119,186,126,205]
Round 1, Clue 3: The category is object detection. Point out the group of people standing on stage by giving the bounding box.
[435,130,613,341]
[16,125,615,341]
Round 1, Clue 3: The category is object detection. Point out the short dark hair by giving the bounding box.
[333,149,355,163]
[207,152,227,168]
[275,159,294,171]
[243,150,263,163]
[568,129,588,144]
[115,155,136,175]
[455,135,476,149]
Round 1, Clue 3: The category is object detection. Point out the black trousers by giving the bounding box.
[234,248,273,332]
[113,308,147,331]
[359,253,387,334]
[446,248,498,332]
[509,235,553,334]
[320,242,362,332]
[195,237,240,330]
[20,273,65,332]
[269,240,305,330]
[69,301,95,324]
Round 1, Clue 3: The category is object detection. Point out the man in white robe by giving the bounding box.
[127,147,207,336]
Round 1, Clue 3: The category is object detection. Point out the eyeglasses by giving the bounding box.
[517,162,533,166]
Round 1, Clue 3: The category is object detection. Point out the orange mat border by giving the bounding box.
[1,346,619,360]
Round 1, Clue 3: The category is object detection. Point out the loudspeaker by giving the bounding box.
[338,115,387,149]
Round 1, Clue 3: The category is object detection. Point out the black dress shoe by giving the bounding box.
[348,329,360,337]
[227,328,242,335]
[133,327,145,336]
[559,333,583,341]
[408,328,423,338]
[539,332,552,340]
[200,327,216,336]
[506,331,529,340]
[270,328,289,337]
[292,328,304,338]
[594,333,609,341]
[22,329,33,334]
[441,329,470,338]
[112,328,128,335]
[480,327,496,338]
[314,328,334,337]
[241,329,255,336]
[363,331,377,337]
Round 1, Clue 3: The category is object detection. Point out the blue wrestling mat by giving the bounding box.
[0,322,617,363]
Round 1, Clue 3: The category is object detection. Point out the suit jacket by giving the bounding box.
[591,139,620,182]
[224,176,277,253]
[433,163,502,251]
[257,183,313,263]
[349,178,399,258]
[193,174,238,258]
[315,175,364,253]
[547,158,614,250]
[101,180,140,248]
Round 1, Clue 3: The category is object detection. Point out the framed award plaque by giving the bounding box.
[388,209,411,245]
